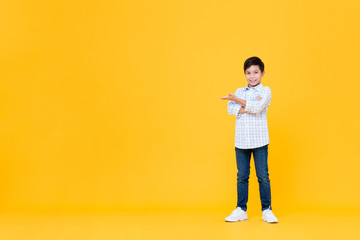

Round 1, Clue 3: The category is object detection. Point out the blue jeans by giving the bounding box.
[235,144,272,211]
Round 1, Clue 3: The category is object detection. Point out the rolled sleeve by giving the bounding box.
[244,88,271,114]
[227,101,242,117]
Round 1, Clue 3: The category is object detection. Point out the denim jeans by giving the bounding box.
[235,144,272,211]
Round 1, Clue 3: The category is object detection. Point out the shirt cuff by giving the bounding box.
[233,104,242,117]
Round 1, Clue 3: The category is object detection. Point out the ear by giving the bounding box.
[261,70,265,77]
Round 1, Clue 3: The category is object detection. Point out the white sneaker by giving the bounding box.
[262,207,278,223]
[225,207,248,222]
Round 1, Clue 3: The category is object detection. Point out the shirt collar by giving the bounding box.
[245,82,263,91]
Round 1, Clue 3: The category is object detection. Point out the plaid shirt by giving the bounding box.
[227,83,271,149]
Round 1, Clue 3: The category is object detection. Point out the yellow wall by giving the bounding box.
[0,0,359,214]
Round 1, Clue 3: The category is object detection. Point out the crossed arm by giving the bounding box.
[220,88,271,116]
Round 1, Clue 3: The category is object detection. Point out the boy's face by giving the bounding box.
[244,65,265,88]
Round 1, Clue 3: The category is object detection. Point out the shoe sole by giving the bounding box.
[262,218,278,223]
[225,218,248,222]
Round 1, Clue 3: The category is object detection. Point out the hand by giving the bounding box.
[239,106,246,114]
[219,93,237,101]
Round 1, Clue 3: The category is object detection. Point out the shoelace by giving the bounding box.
[263,210,276,219]
[264,210,272,215]
[231,209,240,215]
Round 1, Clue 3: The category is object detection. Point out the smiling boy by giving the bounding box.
[219,56,278,223]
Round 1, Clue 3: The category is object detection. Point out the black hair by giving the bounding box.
[244,56,265,73]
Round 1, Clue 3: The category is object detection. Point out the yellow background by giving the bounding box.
[0,0,360,218]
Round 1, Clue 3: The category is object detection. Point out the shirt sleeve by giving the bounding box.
[227,89,242,117]
[244,87,271,114]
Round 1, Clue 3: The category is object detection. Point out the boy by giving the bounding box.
[219,56,278,223]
